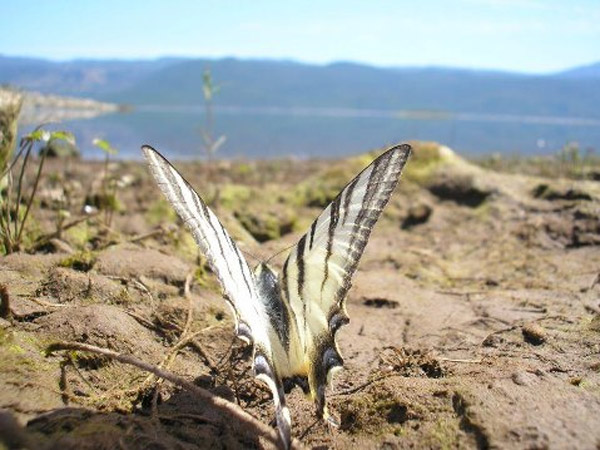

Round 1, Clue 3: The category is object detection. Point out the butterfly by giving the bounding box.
[142,143,411,448]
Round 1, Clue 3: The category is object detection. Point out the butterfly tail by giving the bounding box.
[254,352,292,449]
[309,336,344,426]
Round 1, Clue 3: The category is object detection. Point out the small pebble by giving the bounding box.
[522,322,546,345]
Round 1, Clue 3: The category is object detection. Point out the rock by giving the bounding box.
[522,322,547,345]
[40,138,80,158]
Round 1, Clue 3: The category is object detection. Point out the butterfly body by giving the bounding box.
[142,143,411,448]
[254,263,336,406]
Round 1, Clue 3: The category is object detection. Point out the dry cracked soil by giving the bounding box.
[1,142,599,449]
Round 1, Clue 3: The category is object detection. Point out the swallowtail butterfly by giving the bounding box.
[142,143,411,448]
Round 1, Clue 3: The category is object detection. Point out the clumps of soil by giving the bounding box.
[339,384,421,433]
[427,173,492,207]
[532,183,593,201]
[517,203,600,248]
[401,203,433,229]
[377,347,445,379]
[94,244,191,285]
[363,297,399,309]
[451,392,490,450]
[35,304,163,356]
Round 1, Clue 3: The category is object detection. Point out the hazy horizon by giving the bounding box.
[2,52,597,76]
[3,0,599,75]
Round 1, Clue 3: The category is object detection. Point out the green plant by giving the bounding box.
[200,68,226,162]
[557,141,583,178]
[92,138,119,228]
[0,88,23,179]
[0,128,74,254]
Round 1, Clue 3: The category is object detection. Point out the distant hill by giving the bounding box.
[0,55,184,96]
[2,55,600,119]
[558,62,600,79]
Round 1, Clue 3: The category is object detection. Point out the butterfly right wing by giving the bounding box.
[281,143,411,418]
[142,145,292,447]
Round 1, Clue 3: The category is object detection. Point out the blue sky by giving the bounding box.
[2,0,599,73]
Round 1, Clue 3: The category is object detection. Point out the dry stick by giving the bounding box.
[125,311,157,330]
[46,341,293,449]
[158,302,218,372]
[128,227,168,245]
[29,297,74,308]
[331,373,394,397]
[142,296,204,387]
[439,358,483,364]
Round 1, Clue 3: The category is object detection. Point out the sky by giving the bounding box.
[2,0,599,74]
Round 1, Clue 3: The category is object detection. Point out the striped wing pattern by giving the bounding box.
[281,143,411,419]
[142,143,411,449]
[142,146,292,447]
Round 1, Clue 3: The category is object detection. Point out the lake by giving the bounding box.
[22,105,600,160]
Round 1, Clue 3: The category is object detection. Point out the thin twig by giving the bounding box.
[125,311,157,330]
[28,297,74,308]
[128,227,167,245]
[439,358,483,364]
[331,373,394,397]
[46,340,292,448]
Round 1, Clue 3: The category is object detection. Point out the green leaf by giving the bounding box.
[93,138,118,155]
[24,129,47,142]
[24,129,75,144]
[49,131,75,144]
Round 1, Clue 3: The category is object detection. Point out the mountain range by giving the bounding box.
[1,55,600,119]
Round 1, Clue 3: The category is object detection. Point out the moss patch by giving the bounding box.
[59,251,96,272]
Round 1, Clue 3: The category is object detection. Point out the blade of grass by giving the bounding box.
[13,141,33,238]
[16,140,48,243]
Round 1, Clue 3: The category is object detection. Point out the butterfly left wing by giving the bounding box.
[142,145,292,448]
[281,143,411,419]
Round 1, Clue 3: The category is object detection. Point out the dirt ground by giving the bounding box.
[1,142,599,449]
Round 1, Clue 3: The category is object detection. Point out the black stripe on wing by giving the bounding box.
[280,143,411,417]
[141,145,259,338]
